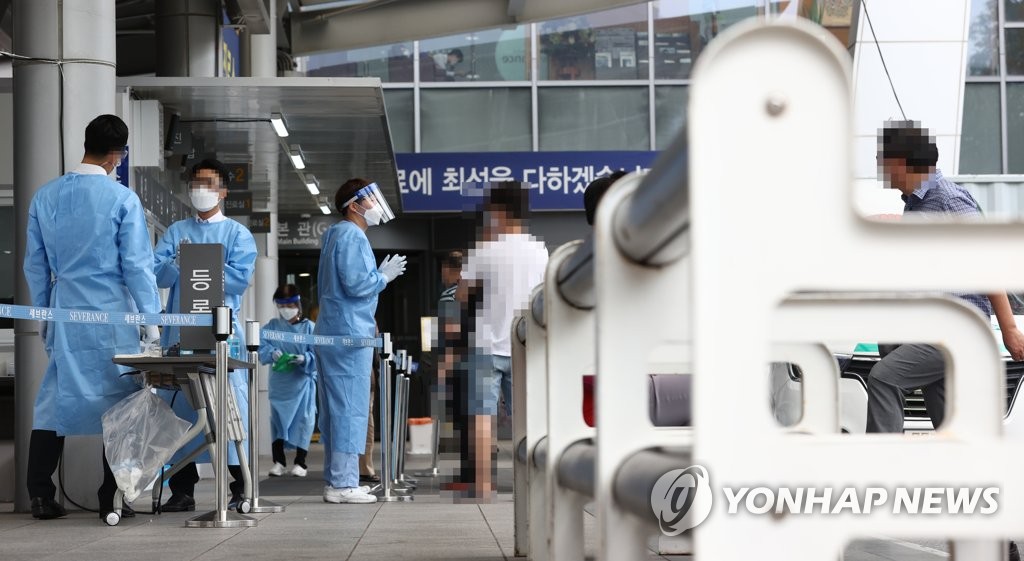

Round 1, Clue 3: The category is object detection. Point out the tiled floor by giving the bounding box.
[0,442,995,560]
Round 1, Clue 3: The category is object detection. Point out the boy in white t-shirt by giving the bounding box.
[455,182,549,498]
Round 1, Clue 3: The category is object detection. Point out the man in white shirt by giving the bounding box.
[456,182,548,498]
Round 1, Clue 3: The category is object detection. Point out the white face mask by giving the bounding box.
[190,188,221,212]
[359,204,383,227]
[278,307,300,321]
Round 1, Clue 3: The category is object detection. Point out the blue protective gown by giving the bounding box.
[23,169,162,436]
[258,317,318,451]
[153,215,257,464]
[314,221,386,460]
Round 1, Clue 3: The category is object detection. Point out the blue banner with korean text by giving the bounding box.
[395,151,658,212]
[220,10,240,77]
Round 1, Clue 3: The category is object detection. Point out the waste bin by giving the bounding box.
[408,418,433,454]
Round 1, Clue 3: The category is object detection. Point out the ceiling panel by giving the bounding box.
[119,77,398,215]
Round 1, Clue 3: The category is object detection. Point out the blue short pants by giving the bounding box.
[462,352,498,416]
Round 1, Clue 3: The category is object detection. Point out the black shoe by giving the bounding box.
[1010,541,1020,561]
[359,474,381,483]
[160,494,196,512]
[120,502,136,518]
[31,497,67,520]
[227,493,245,512]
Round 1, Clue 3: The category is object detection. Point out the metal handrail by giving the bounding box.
[541,127,691,314]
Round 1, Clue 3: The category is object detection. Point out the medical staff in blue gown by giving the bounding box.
[23,115,162,521]
[152,158,257,513]
[316,178,406,505]
[258,285,317,478]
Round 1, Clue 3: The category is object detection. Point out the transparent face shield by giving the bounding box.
[343,182,396,224]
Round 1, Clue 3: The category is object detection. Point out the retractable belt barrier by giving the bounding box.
[260,330,382,348]
[0,303,212,326]
[1,303,383,348]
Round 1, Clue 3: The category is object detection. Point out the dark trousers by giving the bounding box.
[866,344,946,433]
[451,367,476,484]
[169,462,244,497]
[272,439,308,468]
[27,429,118,511]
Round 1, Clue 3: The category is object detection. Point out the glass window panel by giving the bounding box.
[420,26,530,82]
[302,42,414,82]
[766,1,854,46]
[653,0,758,79]
[1007,29,1024,76]
[967,0,1000,76]
[383,89,414,154]
[1008,84,1024,173]
[420,89,532,152]
[960,83,1003,173]
[538,87,650,150]
[1006,0,1024,22]
[766,0,803,15]
[538,4,649,81]
[655,86,688,149]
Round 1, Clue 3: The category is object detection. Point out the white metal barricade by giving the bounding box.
[542,240,596,561]
[592,171,694,561]
[512,312,529,556]
[511,284,548,559]
[687,18,1024,561]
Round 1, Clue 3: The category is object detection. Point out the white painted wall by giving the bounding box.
[851,0,972,204]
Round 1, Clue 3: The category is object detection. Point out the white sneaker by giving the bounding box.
[323,484,371,494]
[268,462,286,477]
[289,464,307,477]
[323,486,377,504]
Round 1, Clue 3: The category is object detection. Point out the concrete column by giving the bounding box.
[155,0,219,77]
[250,0,277,80]
[13,0,117,513]
[251,0,278,455]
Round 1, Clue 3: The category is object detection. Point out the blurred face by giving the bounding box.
[484,207,514,237]
[879,155,910,193]
[104,146,128,174]
[189,168,226,196]
[441,265,461,287]
[189,168,227,212]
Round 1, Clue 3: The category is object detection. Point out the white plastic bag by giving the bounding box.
[101,388,192,503]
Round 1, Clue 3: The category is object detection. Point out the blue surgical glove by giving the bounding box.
[289,354,305,366]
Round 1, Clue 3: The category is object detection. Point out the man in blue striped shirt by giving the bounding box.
[866,121,1024,434]
[435,251,464,482]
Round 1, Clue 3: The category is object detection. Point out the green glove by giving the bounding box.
[272,352,296,372]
